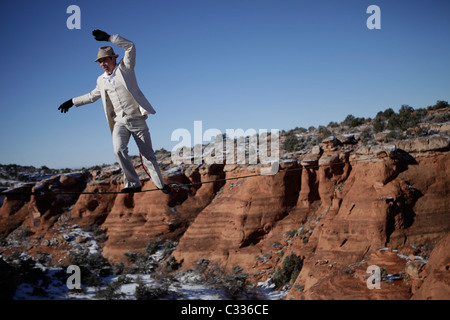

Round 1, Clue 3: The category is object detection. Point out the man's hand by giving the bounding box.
[93,29,111,41]
[58,99,74,113]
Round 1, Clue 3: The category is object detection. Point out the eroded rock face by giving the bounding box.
[0,173,89,236]
[0,135,448,300]
[411,232,450,300]
[172,168,300,269]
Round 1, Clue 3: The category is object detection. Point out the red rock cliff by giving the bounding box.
[0,136,448,299]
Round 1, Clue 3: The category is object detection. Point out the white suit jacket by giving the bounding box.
[72,35,156,134]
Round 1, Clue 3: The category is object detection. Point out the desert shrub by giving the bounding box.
[222,266,250,299]
[343,114,366,128]
[426,112,450,123]
[124,250,158,274]
[36,251,52,266]
[360,126,374,144]
[372,104,434,134]
[192,259,257,299]
[69,250,108,270]
[164,255,181,271]
[194,258,211,275]
[134,277,174,300]
[83,224,108,243]
[161,240,178,259]
[317,126,331,138]
[125,239,178,274]
[146,239,163,255]
[68,250,110,286]
[2,252,52,297]
[373,107,397,133]
[284,134,300,152]
[201,261,227,286]
[328,121,339,128]
[372,116,385,133]
[427,100,449,110]
[384,105,422,131]
[94,280,124,300]
[273,253,303,288]
[385,129,405,142]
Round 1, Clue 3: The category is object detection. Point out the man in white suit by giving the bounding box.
[58,30,170,194]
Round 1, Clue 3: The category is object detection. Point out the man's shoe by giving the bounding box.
[120,186,142,193]
[161,184,171,194]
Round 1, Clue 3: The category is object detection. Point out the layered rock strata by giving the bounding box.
[0,135,448,299]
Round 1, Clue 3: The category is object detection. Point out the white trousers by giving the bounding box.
[112,118,164,189]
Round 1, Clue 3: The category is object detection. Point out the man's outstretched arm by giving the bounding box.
[58,85,101,113]
[110,34,136,70]
[73,85,102,106]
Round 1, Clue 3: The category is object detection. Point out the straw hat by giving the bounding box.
[94,46,119,62]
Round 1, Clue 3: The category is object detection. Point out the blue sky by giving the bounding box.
[0,0,449,168]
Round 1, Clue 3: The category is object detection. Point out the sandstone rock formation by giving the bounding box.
[411,232,450,300]
[0,133,448,300]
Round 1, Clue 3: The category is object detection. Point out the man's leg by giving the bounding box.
[128,119,165,189]
[112,123,141,189]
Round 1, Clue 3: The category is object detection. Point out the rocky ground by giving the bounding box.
[1,104,449,300]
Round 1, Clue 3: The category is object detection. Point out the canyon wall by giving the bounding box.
[0,136,449,299]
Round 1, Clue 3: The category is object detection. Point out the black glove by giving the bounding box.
[58,99,74,113]
[92,29,111,41]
